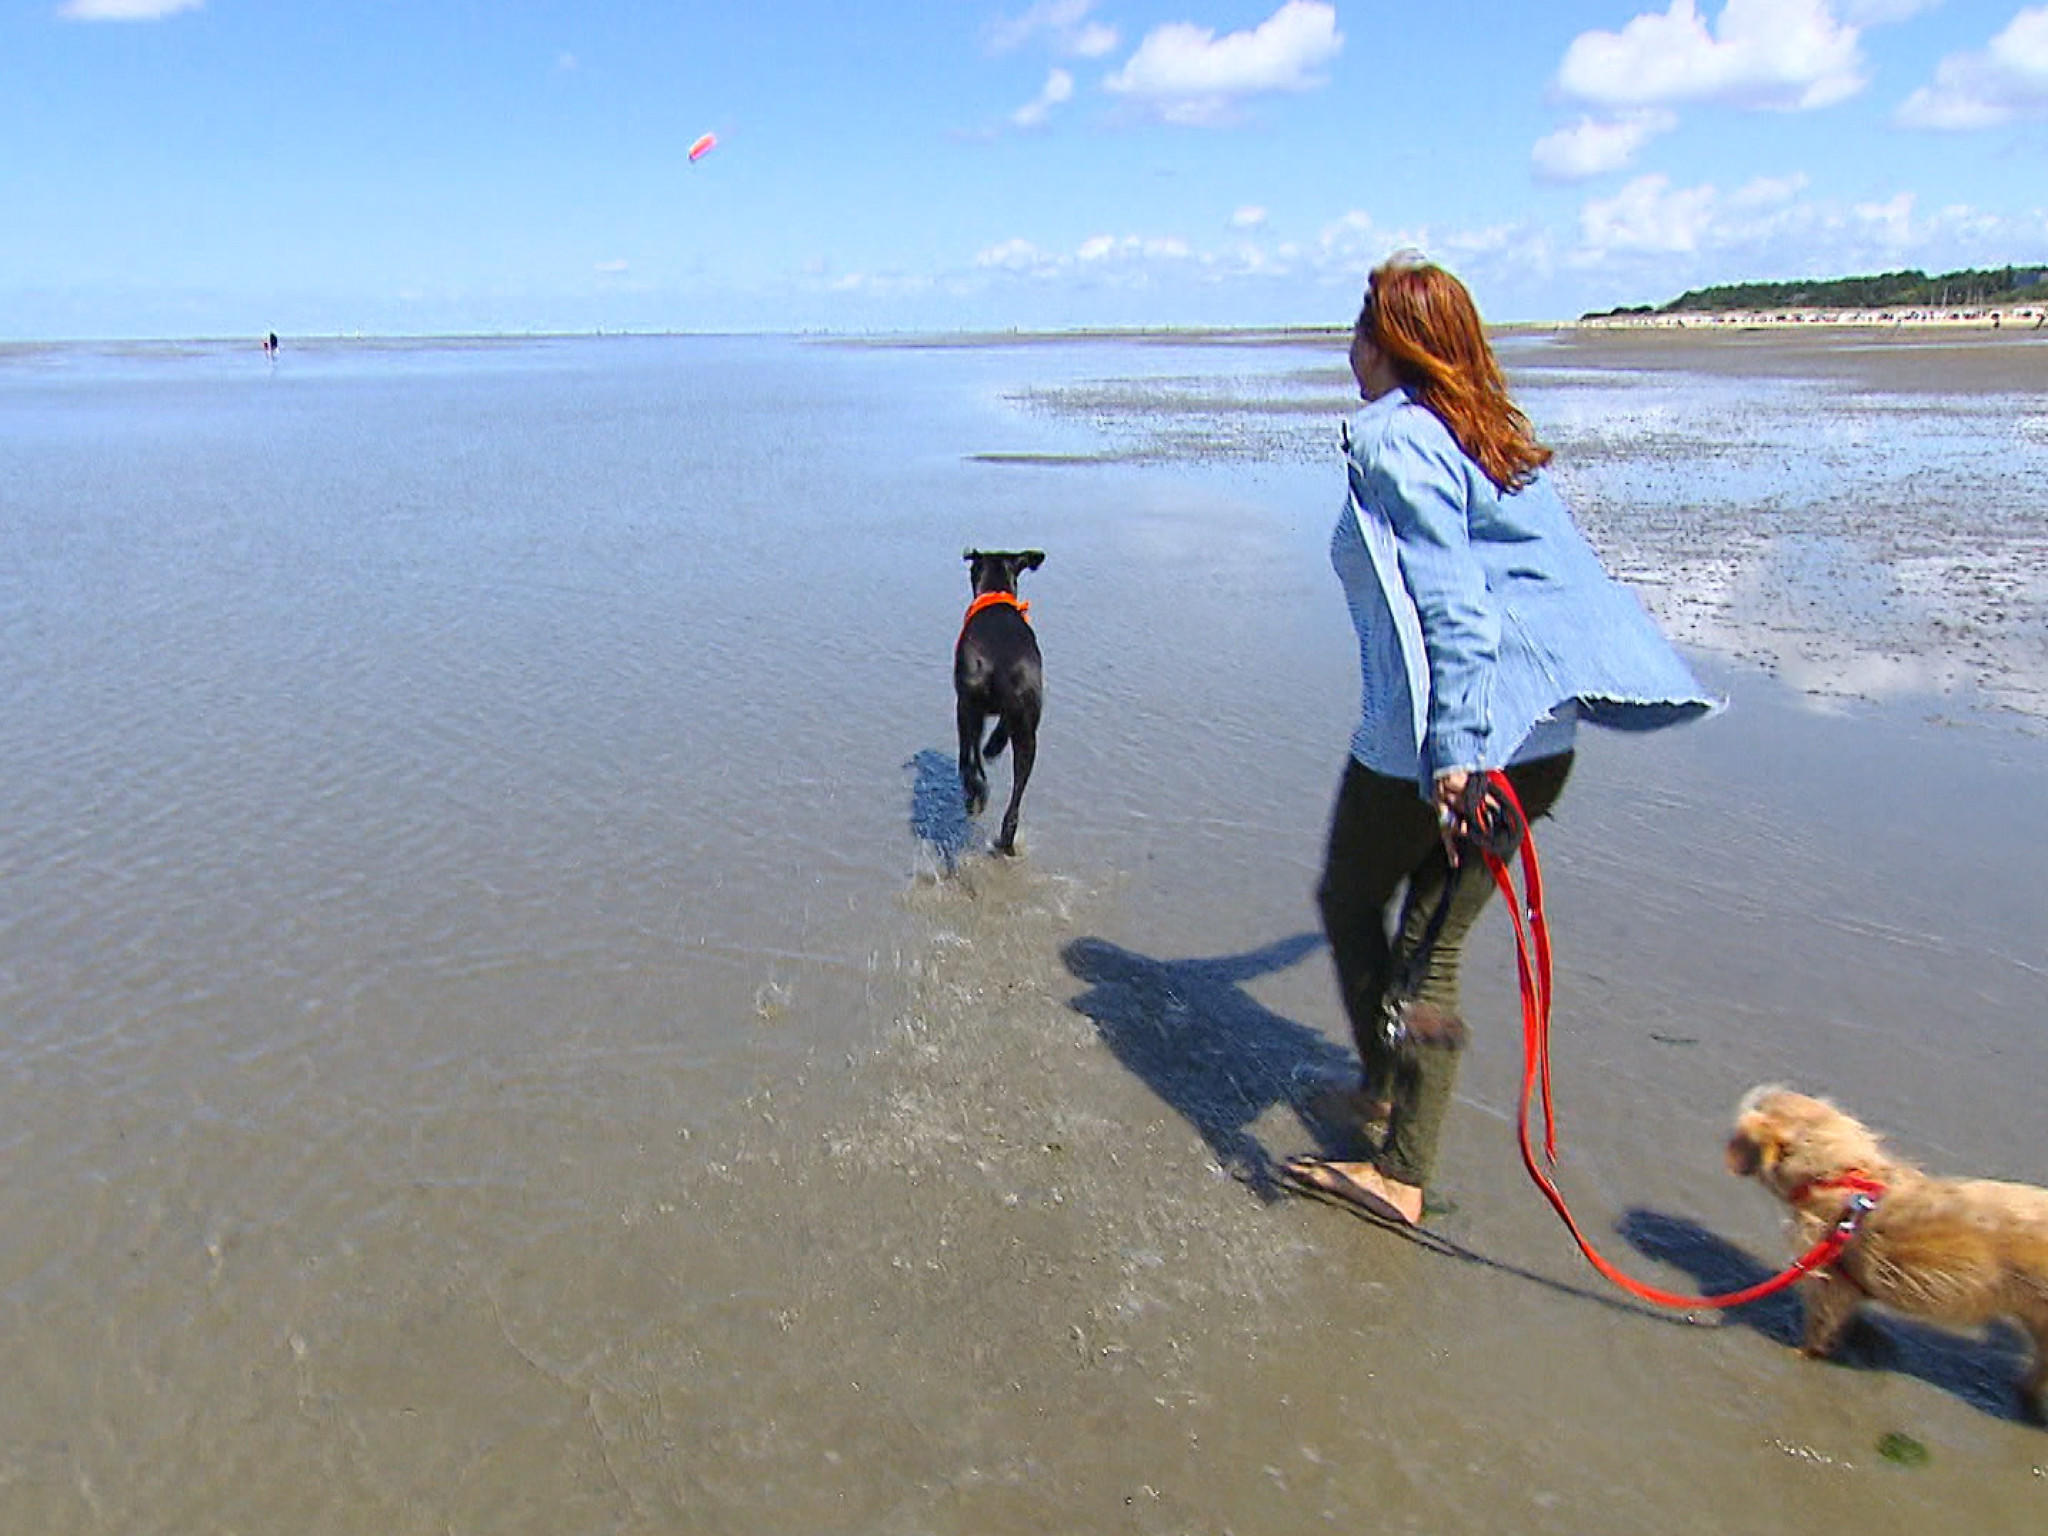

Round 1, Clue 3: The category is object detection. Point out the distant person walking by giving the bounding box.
[1284,254,1716,1228]
[263,332,279,356]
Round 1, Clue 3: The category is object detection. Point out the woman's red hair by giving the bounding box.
[1362,255,1551,493]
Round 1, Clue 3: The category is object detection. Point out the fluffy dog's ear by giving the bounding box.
[1755,1134,1790,1182]
[1021,550,1045,570]
[1733,1123,1792,1182]
[1726,1132,1762,1177]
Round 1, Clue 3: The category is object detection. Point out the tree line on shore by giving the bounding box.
[1583,264,2047,319]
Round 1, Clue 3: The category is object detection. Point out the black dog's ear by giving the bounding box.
[1021,550,1045,570]
[963,548,981,562]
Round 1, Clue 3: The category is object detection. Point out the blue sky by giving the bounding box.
[5,0,2047,338]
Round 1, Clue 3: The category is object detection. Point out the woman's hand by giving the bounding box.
[1432,768,1471,865]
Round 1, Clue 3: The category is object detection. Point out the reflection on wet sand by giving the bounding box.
[992,327,2048,725]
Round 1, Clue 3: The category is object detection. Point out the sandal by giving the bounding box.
[1278,1155,1421,1228]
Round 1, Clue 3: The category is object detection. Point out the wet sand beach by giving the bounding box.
[1555,319,2048,393]
[1,330,2045,1532]
[1526,327,2048,724]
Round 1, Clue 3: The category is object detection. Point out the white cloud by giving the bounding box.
[1052,15,1119,60]
[988,0,1119,59]
[1314,211,1440,273]
[57,0,201,16]
[1567,169,2048,284]
[820,271,938,297]
[1435,223,1544,270]
[1576,170,1823,261]
[956,212,1565,318]
[1071,23,1120,58]
[1012,67,1076,127]
[595,260,630,274]
[1230,205,1269,229]
[1557,0,1866,111]
[1728,171,1811,209]
[944,183,2044,323]
[975,238,1060,275]
[1839,0,1942,20]
[975,229,1271,290]
[1579,173,1722,254]
[1853,190,1918,243]
[1315,210,1391,266]
[1531,110,1678,181]
[1898,5,2048,129]
[1078,234,1193,263]
[1306,214,1559,304]
[1104,1,1343,124]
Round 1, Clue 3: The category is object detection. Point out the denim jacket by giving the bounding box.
[1333,386,1717,791]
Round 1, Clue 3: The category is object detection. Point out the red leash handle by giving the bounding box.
[1473,770,1881,1311]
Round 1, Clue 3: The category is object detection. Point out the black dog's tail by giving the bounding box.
[983,720,1009,757]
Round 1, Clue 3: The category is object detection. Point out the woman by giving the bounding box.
[1284,255,1716,1227]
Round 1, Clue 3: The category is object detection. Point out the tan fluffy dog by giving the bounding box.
[1727,1085,2048,1420]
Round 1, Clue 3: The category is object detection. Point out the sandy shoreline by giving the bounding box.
[1536,321,2048,392]
[4,333,2046,1534]
[1506,329,2048,731]
[988,325,2048,730]
[1581,304,2048,334]
[683,666,2048,1532]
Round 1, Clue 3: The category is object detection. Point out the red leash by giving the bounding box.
[1471,769,1883,1310]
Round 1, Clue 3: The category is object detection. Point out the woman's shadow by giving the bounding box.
[1060,932,1352,1199]
[1619,1208,2040,1422]
[1059,934,1755,1316]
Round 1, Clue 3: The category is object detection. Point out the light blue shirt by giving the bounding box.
[1334,387,1717,792]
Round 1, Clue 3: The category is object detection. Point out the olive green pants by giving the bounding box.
[1315,752,1574,1188]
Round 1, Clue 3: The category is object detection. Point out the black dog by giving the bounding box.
[954,548,1044,855]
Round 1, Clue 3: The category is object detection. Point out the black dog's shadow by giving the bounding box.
[1061,932,1359,1200]
[907,748,973,872]
[1619,1208,2039,1422]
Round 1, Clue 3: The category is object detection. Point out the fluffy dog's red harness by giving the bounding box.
[1470,768,1888,1311]
[960,590,1029,643]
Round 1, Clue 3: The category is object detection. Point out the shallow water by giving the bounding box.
[1510,331,2048,722]
[3,333,2046,1533]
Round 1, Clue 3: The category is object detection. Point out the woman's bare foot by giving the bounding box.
[1279,1156,1425,1227]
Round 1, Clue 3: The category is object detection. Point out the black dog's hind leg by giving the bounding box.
[994,706,1037,855]
[957,699,989,817]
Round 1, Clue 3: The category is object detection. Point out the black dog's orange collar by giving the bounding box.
[960,591,1029,641]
